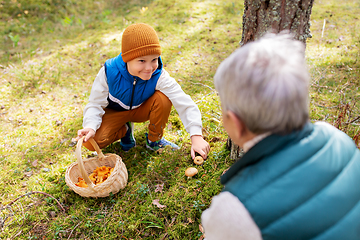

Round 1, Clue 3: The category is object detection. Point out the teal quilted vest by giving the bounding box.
[221,122,360,240]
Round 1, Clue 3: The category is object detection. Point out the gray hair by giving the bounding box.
[214,33,309,134]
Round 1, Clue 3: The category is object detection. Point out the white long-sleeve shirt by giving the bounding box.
[201,191,262,240]
[201,133,270,240]
[83,67,203,137]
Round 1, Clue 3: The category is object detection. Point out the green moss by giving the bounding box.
[0,0,359,238]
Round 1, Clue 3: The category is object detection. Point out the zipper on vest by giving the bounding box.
[129,78,137,110]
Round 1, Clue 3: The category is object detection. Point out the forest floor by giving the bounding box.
[0,0,359,239]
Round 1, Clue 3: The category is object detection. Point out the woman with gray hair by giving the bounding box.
[201,33,360,240]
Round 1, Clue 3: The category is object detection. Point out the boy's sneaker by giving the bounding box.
[120,122,136,151]
[145,133,180,151]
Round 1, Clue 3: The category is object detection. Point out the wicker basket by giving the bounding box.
[65,137,128,197]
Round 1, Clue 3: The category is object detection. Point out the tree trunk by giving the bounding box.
[241,0,314,45]
[227,0,314,159]
[227,137,244,160]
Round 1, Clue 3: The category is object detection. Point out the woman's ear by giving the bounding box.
[226,111,258,148]
[226,110,245,141]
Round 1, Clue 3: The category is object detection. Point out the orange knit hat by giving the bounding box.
[121,23,162,63]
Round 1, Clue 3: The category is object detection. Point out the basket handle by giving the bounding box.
[75,137,105,190]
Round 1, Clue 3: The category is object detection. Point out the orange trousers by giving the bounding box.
[83,91,172,151]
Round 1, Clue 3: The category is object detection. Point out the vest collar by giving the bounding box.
[220,122,314,185]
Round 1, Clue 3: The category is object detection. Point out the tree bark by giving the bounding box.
[227,0,314,159]
[241,0,314,45]
[227,137,244,160]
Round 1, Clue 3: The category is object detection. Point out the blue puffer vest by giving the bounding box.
[221,122,360,240]
[104,54,163,111]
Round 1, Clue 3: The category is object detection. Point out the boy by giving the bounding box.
[76,23,210,160]
[201,33,360,239]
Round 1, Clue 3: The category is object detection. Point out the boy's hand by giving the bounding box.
[76,128,95,142]
[190,135,210,160]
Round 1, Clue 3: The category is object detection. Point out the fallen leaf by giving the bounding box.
[152,199,166,209]
[32,159,38,167]
[48,211,56,218]
[187,217,193,223]
[24,171,33,177]
[199,224,204,233]
[155,183,164,193]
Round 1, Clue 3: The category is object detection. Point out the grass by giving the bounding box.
[306,0,360,140]
[0,0,359,239]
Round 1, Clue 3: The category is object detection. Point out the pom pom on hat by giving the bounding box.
[121,23,162,63]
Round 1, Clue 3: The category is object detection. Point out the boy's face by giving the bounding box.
[127,54,160,80]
